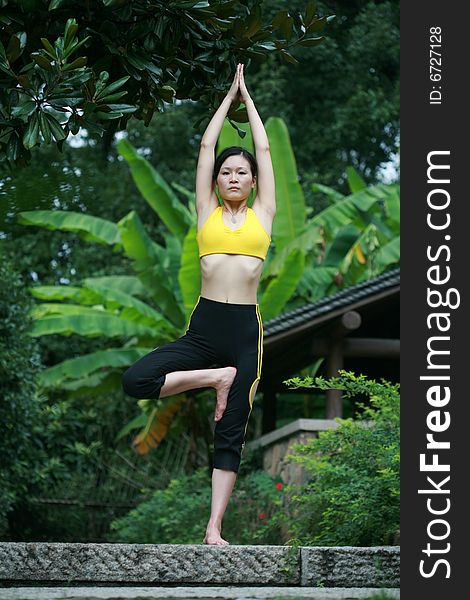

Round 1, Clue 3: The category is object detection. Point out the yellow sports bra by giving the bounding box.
[196,205,271,261]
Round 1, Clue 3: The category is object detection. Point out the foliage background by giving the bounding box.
[0,0,399,542]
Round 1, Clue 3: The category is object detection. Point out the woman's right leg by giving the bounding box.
[159,365,231,399]
[160,366,237,422]
[121,334,237,420]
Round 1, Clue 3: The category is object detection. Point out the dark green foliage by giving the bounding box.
[109,466,285,545]
[0,256,44,534]
[275,371,400,546]
[0,258,166,542]
[0,0,332,167]
[0,255,100,540]
[257,0,400,195]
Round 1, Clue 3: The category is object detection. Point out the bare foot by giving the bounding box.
[213,366,237,422]
[203,521,230,545]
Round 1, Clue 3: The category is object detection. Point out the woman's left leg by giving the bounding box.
[203,358,260,545]
[203,468,237,545]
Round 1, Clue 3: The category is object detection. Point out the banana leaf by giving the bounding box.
[265,117,306,252]
[297,265,339,301]
[170,181,196,218]
[82,275,148,297]
[27,310,158,340]
[322,224,361,267]
[17,209,121,246]
[58,371,124,398]
[261,224,322,279]
[374,236,400,270]
[219,114,254,152]
[117,210,185,327]
[311,182,345,204]
[117,137,192,240]
[29,283,175,333]
[308,185,388,236]
[130,396,187,455]
[38,346,162,388]
[178,224,202,319]
[346,165,367,192]
[260,247,305,320]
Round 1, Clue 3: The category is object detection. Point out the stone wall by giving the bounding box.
[247,419,340,486]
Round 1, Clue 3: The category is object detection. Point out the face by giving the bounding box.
[216,155,256,201]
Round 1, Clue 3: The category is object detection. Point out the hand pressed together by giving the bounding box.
[226,63,252,104]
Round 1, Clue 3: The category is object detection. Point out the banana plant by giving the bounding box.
[262,161,400,304]
[17,116,399,454]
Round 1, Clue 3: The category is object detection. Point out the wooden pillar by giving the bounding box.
[322,311,361,419]
[325,341,343,418]
[262,388,277,434]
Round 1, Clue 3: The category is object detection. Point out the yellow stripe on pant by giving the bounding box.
[184,294,201,334]
[242,303,263,441]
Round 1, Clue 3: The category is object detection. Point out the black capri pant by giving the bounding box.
[121,295,264,473]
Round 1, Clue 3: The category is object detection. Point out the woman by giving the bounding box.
[122,64,276,545]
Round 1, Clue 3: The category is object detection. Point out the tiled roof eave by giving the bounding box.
[264,267,400,339]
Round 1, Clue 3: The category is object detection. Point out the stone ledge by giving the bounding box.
[301,546,400,588]
[0,543,399,588]
[0,586,401,599]
[1,544,298,586]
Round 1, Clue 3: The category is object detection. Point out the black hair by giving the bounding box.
[212,146,258,181]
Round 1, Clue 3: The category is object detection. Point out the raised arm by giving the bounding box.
[238,64,276,216]
[196,65,241,213]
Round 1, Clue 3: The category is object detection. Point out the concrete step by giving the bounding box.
[0,543,400,590]
[0,586,400,600]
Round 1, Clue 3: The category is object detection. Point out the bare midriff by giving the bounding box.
[199,253,263,304]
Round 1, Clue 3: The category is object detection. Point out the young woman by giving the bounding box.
[122,64,276,545]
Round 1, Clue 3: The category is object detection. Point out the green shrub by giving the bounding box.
[0,255,119,542]
[109,466,285,545]
[272,371,400,546]
[0,257,45,536]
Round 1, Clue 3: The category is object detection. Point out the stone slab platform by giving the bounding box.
[0,543,400,589]
[301,546,400,588]
[0,586,401,600]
